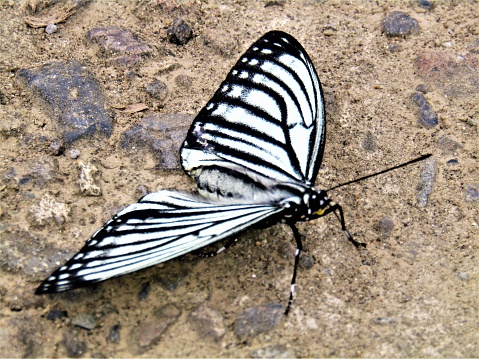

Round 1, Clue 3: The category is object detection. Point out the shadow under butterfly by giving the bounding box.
[35,31,430,315]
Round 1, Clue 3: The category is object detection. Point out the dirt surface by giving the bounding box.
[0,0,478,357]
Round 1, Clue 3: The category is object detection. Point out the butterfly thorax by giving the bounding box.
[277,185,330,222]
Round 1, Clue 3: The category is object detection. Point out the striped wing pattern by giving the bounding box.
[36,191,283,294]
[181,31,325,185]
[36,31,324,295]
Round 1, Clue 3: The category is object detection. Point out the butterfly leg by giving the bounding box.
[285,223,303,315]
[326,202,366,249]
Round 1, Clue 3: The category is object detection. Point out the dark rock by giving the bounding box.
[46,309,68,320]
[415,84,428,93]
[18,61,112,143]
[416,52,479,98]
[361,131,377,152]
[264,0,286,7]
[167,18,193,45]
[437,136,463,153]
[250,345,293,358]
[108,324,121,343]
[145,80,168,104]
[62,329,87,357]
[446,158,458,165]
[189,305,226,341]
[119,113,191,170]
[416,156,436,207]
[87,26,152,66]
[411,92,438,129]
[138,282,151,300]
[234,303,284,341]
[418,0,435,10]
[383,11,419,37]
[72,313,96,330]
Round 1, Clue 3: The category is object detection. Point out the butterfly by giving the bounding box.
[36,30,360,314]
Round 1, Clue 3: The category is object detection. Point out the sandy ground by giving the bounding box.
[0,0,477,357]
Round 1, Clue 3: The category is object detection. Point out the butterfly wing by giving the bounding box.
[36,191,284,294]
[181,30,325,186]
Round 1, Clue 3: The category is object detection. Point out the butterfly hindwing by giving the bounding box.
[35,191,284,294]
[181,31,325,186]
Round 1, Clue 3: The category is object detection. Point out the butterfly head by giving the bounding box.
[303,188,331,220]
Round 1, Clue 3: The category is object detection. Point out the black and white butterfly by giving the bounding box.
[36,31,359,314]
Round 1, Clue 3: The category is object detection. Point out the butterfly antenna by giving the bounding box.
[327,154,431,191]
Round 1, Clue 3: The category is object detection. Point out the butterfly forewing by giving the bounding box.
[36,191,283,294]
[181,31,325,186]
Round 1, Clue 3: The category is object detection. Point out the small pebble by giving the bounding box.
[138,282,151,300]
[62,329,87,357]
[437,136,462,153]
[417,156,436,207]
[415,84,428,93]
[46,309,68,321]
[234,303,284,340]
[167,18,193,45]
[446,159,458,165]
[378,216,394,237]
[78,161,102,196]
[411,92,438,129]
[387,44,402,52]
[69,148,80,159]
[250,345,293,358]
[108,324,121,343]
[175,74,193,89]
[145,80,168,103]
[361,131,377,152]
[373,317,397,325]
[135,185,149,199]
[418,0,435,10]
[189,305,226,341]
[383,11,419,37]
[465,185,479,202]
[457,272,469,281]
[72,313,96,330]
[45,23,57,34]
[299,254,314,269]
[49,138,65,155]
